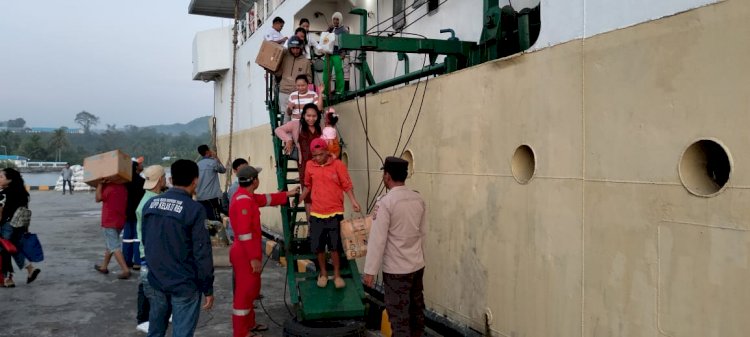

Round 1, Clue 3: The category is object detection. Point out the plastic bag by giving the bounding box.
[317,32,336,55]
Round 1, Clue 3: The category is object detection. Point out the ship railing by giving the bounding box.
[236,0,287,46]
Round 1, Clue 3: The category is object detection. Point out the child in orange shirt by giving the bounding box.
[298,138,361,288]
[322,108,340,158]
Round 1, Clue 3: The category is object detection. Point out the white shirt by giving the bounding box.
[264,28,284,42]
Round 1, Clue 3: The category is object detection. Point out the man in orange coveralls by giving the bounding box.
[229,165,299,337]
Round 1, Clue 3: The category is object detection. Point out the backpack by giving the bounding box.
[10,206,31,228]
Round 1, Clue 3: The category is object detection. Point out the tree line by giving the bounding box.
[0,111,211,166]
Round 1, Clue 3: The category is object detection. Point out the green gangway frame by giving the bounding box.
[264,74,367,321]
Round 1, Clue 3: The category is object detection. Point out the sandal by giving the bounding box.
[117,272,131,280]
[27,268,40,284]
[251,323,269,332]
[94,264,109,274]
[4,275,15,288]
[334,276,346,289]
[316,275,328,288]
[246,332,263,337]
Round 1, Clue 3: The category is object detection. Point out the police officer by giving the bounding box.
[363,157,428,337]
[229,166,299,337]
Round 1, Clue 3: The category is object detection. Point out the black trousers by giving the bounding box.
[62,180,73,194]
[199,198,222,221]
[383,268,425,337]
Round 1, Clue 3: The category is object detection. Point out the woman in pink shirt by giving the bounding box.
[274,103,322,217]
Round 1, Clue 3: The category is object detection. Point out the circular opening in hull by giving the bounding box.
[679,139,731,197]
[400,149,415,178]
[340,151,349,167]
[512,145,536,184]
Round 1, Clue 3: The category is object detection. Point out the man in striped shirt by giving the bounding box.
[285,74,322,123]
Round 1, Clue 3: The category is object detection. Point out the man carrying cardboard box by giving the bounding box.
[94,179,131,279]
[264,17,288,44]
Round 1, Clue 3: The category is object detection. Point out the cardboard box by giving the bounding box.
[83,150,132,186]
[340,214,373,260]
[255,39,285,72]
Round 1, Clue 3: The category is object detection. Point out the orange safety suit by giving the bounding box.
[229,188,288,337]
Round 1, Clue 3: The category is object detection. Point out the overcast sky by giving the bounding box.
[0,1,228,129]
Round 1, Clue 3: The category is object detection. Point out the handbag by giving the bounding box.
[340,214,373,260]
[20,233,43,262]
[0,238,17,255]
[10,206,31,228]
[288,145,299,161]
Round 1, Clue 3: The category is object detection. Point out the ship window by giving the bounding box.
[410,0,439,12]
[679,139,732,197]
[511,144,535,184]
[394,0,406,31]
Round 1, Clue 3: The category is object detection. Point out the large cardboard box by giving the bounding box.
[255,39,285,72]
[83,150,132,186]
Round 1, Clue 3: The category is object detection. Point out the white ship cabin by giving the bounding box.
[189,0,546,137]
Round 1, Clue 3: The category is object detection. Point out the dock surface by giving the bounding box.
[0,191,292,337]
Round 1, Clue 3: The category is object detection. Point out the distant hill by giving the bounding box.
[148,116,210,135]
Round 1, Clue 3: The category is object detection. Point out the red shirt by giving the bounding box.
[229,188,287,259]
[101,183,127,229]
[304,157,353,218]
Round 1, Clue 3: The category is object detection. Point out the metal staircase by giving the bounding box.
[265,74,366,321]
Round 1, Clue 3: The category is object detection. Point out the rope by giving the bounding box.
[225,0,240,189]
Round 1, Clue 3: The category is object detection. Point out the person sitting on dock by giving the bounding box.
[286,74,321,123]
[298,138,361,289]
[228,165,298,337]
[275,36,312,124]
[264,16,288,44]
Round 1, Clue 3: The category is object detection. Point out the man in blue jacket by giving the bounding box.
[142,159,214,337]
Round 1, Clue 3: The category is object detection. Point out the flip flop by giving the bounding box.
[94,264,109,274]
[251,324,269,332]
[27,268,40,284]
[117,272,131,280]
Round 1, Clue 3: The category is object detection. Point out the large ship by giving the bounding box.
[188,0,750,336]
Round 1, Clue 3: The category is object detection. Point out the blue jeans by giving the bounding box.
[122,220,141,266]
[144,282,201,337]
[1,222,26,271]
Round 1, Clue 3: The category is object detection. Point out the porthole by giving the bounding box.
[340,151,349,167]
[678,139,732,197]
[400,149,415,178]
[511,145,536,184]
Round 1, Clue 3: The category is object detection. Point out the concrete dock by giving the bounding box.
[0,191,292,337]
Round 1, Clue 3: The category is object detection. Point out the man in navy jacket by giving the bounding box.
[142,159,214,337]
